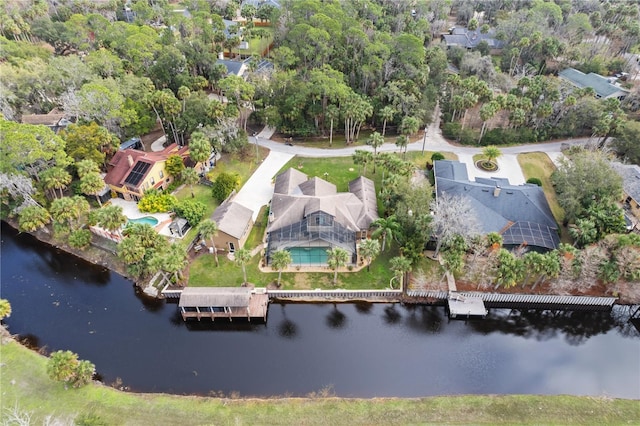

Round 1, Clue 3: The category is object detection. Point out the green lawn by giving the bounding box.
[231,26,274,56]
[245,205,268,249]
[280,156,386,192]
[284,129,389,149]
[2,338,638,426]
[188,244,400,290]
[518,152,566,225]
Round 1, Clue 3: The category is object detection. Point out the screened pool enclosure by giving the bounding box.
[266,212,357,266]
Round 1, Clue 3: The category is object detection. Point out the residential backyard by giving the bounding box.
[517,152,567,240]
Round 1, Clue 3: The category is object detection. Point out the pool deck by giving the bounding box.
[108,199,174,238]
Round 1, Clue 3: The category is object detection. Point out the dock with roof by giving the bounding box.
[178,287,268,321]
[447,292,487,319]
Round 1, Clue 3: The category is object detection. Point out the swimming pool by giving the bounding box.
[288,247,329,265]
[127,216,159,227]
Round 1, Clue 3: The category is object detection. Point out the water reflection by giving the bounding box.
[2,222,639,398]
[277,304,298,339]
[383,304,402,324]
[326,304,347,329]
[468,308,622,346]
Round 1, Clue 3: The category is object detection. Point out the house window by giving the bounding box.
[150,177,155,185]
[159,171,164,178]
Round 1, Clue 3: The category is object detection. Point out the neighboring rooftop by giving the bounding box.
[610,162,640,203]
[558,68,630,99]
[434,160,559,250]
[441,26,505,50]
[211,201,254,239]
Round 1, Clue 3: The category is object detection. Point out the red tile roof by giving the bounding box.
[104,143,189,189]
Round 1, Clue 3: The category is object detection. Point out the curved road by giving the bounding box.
[236,119,592,220]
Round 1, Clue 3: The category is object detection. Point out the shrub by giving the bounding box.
[526,177,542,186]
[68,229,92,250]
[431,152,445,161]
[212,172,241,203]
[46,350,95,388]
[138,190,177,213]
[174,199,207,226]
[442,122,461,139]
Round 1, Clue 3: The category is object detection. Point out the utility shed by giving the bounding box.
[178,287,268,322]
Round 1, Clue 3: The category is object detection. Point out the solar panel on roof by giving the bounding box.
[502,221,559,250]
[124,161,151,186]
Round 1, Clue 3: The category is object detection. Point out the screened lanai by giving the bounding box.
[266,211,357,266]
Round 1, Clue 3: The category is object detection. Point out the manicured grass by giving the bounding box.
[188,252,264,287]
[405,150,458,168]
[188,244,400,290]
[2,338,638,426]
[285,129,388,149]
[245,205,268,249]
[207,150,266,187]
[174,183,219,219]
[231,27,274,56]
[281,156,385,192]
[518,152,566,225]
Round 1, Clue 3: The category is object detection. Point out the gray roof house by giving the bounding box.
[441,27,505,50]
[241,0,281,9]
[266,168,378,266]
[558,68,630,100]
[210,201,254,253]
[610,161,640,230]
[434,160,560,251]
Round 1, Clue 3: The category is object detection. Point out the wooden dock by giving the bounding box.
[178,287,268,321]
[447,292,487,319]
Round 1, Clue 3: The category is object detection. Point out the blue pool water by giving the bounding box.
[288,247,329,264]
[127,216,159,226]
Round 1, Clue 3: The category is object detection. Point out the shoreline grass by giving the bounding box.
[2,337,638,425]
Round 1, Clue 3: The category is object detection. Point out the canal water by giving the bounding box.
[1,223,639,398]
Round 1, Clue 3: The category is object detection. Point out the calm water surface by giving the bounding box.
[1,223,639,398]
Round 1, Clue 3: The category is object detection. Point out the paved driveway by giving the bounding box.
[232,151,294,221]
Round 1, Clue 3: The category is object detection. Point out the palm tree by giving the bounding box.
[97,204,127,239]
[371,215,401,251]
[181,167,199,198]
[395,135,408,159]
[366,131,385,173]
[75,159,100,178]
[40,167,71,199]
[326,104,340,147]
[271,249,292,287]
[390,256,412,290]
[18,205,50,232]
[352,150,374,176]
[234,247,252,284]
[326,247,349,284]
[197,219,219,266]
[163,244,188,284]
[79,172,106,206]
[117,236,146,265]
[0,299,11,320]
[379,105,396,137]
[481,145,502,169]
[359,238,380,272]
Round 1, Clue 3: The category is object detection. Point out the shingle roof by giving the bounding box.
[268,169,379,233]
[441,27,505,49]
[558,68,629,98]
[610,162,640,203]
[178,287,251,308]
[434,160,559,250]
[211,201,253,239]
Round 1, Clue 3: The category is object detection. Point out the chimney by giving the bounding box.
[493,186,501,197]
[127,155,134,167]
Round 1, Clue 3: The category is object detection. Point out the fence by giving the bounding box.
[267,289,403,301]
